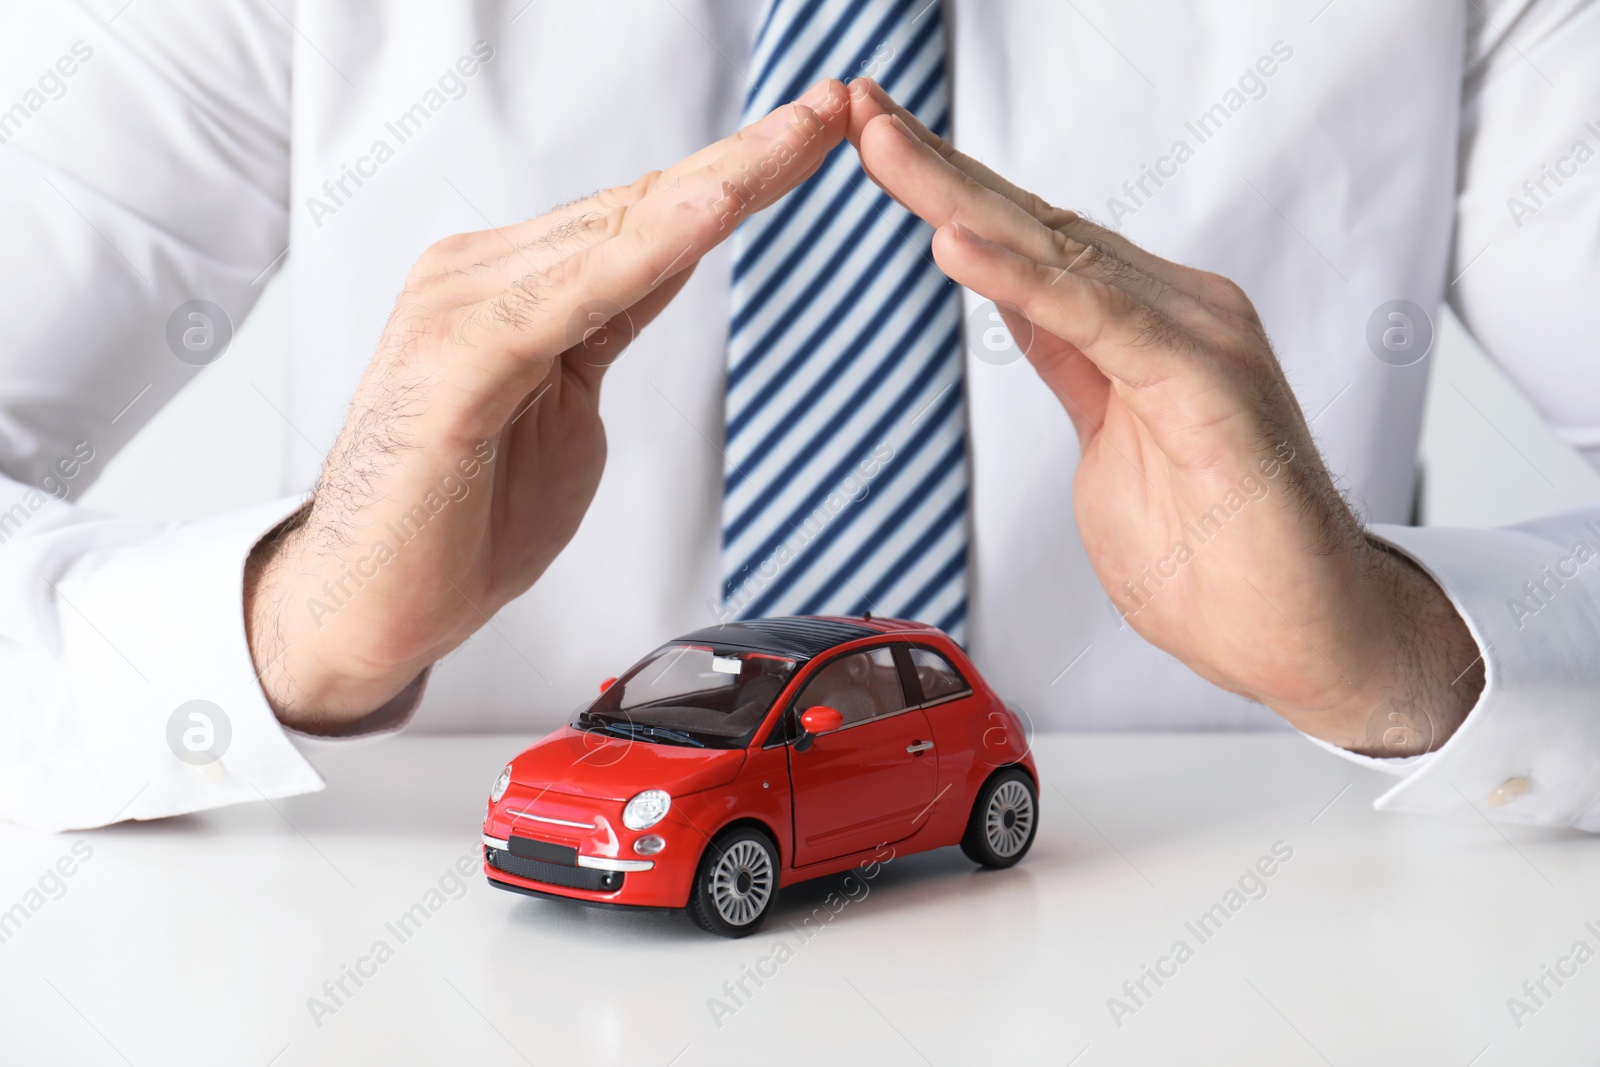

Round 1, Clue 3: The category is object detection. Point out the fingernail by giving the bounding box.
[798,78,833,110]
[950,222,995,248]
[888,114,919,143]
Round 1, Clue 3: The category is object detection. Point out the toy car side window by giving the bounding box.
[794,647,907,728]
[907,647,971,704]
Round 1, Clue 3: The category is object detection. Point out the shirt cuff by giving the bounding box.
[26,496,329,831]
[1304,516,1600,829]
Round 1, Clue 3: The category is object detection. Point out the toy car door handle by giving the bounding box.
[906,740,934,754]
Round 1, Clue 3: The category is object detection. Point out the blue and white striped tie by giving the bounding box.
[721,0,968,640]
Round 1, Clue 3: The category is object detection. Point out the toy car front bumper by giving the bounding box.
[482,787,713,907]
[481,834,653,872]
[481,833,695,906]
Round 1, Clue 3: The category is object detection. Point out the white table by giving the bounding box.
[2,733,1596,1066]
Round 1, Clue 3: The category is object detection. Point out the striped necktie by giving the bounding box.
[720,0,968,640]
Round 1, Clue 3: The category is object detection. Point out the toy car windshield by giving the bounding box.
[573,643,798,749]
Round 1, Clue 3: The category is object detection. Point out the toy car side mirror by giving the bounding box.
[600,676,617,694]
[801,706,844,734]
[794,706,844,752]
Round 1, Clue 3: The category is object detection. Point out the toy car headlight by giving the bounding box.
[490,765,512,804]
[623,789,671,830]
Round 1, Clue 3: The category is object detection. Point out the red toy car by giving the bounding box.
[480,615,1039,936]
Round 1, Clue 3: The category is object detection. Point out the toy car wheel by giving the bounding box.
[687,827,779,937]
[961,768,1038,869]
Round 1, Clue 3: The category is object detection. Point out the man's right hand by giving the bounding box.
[246,80,848,732]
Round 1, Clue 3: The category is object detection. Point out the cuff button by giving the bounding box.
[1487,776,1529,807]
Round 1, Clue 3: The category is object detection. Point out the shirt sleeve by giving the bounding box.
[1306,516,1600,830]
[1446,0,1600,464]
[1305,0,1600,828]
[0,1,402,832]
[0,492,329,831]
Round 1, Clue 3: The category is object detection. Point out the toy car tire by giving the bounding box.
[687,827,780,938]
[961,767,1039,869]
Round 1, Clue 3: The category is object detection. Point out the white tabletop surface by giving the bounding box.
[2,732,1597,1066]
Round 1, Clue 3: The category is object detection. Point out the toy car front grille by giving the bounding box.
[486,848,623,892]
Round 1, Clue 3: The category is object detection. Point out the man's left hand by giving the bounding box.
[847,79,1484,756]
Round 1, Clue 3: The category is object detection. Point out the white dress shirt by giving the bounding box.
[2,0,1598,832]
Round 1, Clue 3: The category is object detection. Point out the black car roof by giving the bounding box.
[675,617,881,660]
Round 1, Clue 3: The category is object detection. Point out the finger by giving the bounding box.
[666,78,849,181]
[617,94,848,239]
[498,264,698,577]
[444,105,845,421]
[932,222,1178,390]
[500,77,842,266]
[426,94,847,310]
[409,183,712,312]
[859,113,1198,322]
[851,78,1196,291]
[412,79,849,294]
[403,211,618,310]
[856,111,1065,265]
[939,224,1260,458]
[997,303,1112,445]
[406,184,644,297]
[446,207,723,415]
[561,262,699,392]
[847,78,1028,203]
[496,267,692,478]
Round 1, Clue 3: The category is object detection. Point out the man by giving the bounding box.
[1,0,1597,832]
